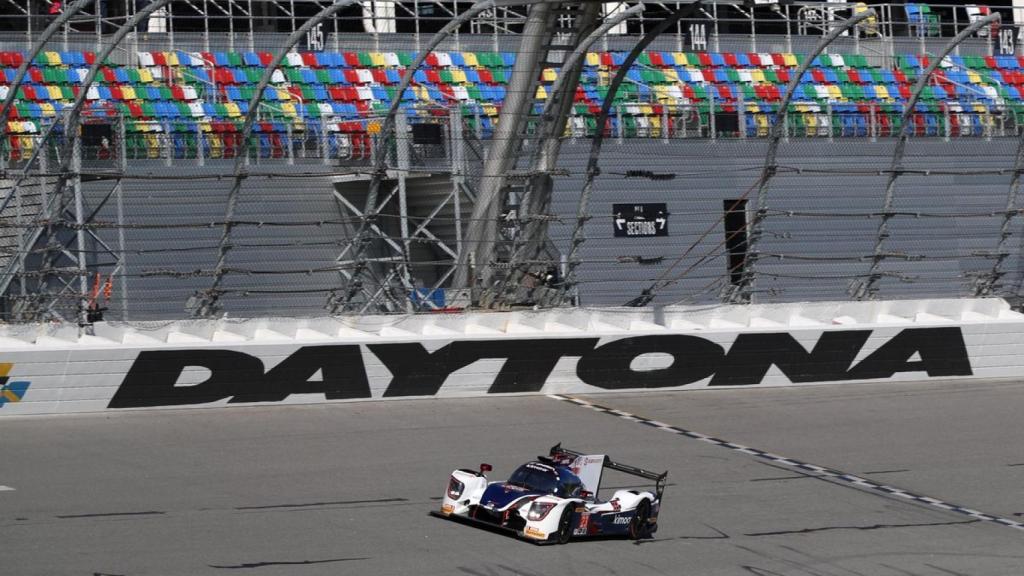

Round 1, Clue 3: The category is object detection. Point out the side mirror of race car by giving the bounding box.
[479,463,492,475]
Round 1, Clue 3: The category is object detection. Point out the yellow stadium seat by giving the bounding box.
[782,53,798,67]
[755,114,769,137]
[535,85,547,99]
[121,86,137,100]
[165,52,180,66]
[586,53,600,67]
[138,68,153,83]
[145,134,160,158]
[208,134,223,158]
[280,102,297,117]
[751,69,766,83]
[663,68,679,82]
[39,103,55,117]
[451,69,467,83]
[44,51,61,65]
[462,52,479,67]
[47,86,62,100]
[672,52,688,66]
[967,70,982,84]
[874,85,890,99]
[827,85,843,100]
[369,52,386,67]
[225,102,241,117]
[542,68,557,82]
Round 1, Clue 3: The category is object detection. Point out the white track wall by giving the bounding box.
[1,298,1023,416]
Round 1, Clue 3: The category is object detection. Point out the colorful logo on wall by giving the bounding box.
[0,363,30,407]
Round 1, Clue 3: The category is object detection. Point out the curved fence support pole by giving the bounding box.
[976,131,1024,297]
[0,0,96,138]
[492,2,644,304]
[0,0,174,319]
[859,12,1001,301]
[331,0,552,313]
[560,0,706,306]
[733,7,876,305]
[191,0,362,318]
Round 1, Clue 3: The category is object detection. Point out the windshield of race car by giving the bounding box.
[507,463,583,497]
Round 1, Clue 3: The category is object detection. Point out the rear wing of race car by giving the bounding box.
[547,443,669,500]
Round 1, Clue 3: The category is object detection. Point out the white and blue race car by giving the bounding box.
[431,443,667,544]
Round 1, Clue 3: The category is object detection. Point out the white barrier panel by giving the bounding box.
[2,298,1024,416]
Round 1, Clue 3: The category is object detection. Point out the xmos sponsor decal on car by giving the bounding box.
[0,363,30,408]
[108,327,972,408]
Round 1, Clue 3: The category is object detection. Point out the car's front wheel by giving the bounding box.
[555,507,573,544]
[629,499,651,540]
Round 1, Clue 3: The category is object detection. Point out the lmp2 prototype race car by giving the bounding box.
[431,443,667,544]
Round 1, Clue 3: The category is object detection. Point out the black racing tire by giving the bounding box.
[555,507,573,544]
[629,499,651,540]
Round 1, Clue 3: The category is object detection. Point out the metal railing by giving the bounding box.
[0,2,1021,57]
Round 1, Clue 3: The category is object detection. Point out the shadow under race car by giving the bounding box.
[431,443,667,544]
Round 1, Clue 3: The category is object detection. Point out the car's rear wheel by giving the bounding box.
[555,507,573,544]
[629,499,650,540]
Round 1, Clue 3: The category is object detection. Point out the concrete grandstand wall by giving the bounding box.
[1,297,1023,416]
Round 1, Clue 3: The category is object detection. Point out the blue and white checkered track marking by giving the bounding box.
[550,394,1024,533]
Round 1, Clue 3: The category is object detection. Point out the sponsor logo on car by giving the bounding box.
[0,363,30,408]
[441,504,453,515]
[613,516,631,525]
[525,527,545,539]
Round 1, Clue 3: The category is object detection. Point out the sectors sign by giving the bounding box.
[613,203,668,237]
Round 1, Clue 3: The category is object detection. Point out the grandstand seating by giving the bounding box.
[2,46,1023,158]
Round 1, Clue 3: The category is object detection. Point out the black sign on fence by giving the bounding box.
[613,203,669,237]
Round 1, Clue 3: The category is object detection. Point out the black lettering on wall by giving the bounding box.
[372,343,454,397]
[473,339,598,394]
[709,331,872,386]
[845,327,973,380]
[108,349,264,408]
[577,335,725,389]
[374,338,599,396]
[229,345,370,403]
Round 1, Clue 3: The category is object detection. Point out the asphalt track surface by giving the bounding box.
[4,379,1024,575]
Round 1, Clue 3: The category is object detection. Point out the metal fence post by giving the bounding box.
[116,115,129,318]
[736,8,877,304]
[870,102,878,142]
[662,103,670,143]
[943,103,951,142]
[738,90,746,140]
[826,101,833,142]
[196,122,205,166]
[286,122,294,166]
[616,105,623,144]
[860,12,1002,300]
[321,116,330,165]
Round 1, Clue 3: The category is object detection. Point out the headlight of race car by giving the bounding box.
[447,476,464,499]
[527,501,556,521]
